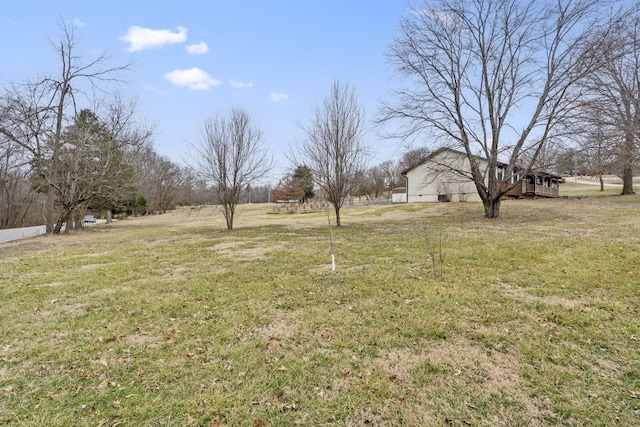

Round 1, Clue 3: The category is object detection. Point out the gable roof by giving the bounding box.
[401,146,561,180]
[400,147,485,176]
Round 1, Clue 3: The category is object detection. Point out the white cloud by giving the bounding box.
[229,79,254,89]
[120,26,188,52]
[72,18,85,28]
[270,92,289,103]
[185,42,209,55]
[163,68,221,90]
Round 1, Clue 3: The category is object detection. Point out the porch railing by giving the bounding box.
[525,183,558,197]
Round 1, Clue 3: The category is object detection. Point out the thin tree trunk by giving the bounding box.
[599,174,604,192]
[225,206,234,230]
[335,207,341,227]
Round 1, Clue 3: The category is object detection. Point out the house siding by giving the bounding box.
[405,149,486,203]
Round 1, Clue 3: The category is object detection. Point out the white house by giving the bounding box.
[401,148,486,203]
[400,147,560,203]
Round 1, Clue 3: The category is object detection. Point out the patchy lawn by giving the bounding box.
[1,197,639,426]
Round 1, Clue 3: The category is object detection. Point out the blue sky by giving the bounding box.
[2,1,412,180]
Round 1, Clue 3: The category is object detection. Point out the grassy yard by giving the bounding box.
[1,195,639,426]
[559,181,623,197]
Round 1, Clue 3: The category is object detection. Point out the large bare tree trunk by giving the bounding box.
[621,164,635,195]
[482,198,501,219]
[53,209,70,234]
[621,132,636,195]
[46,188,56,233]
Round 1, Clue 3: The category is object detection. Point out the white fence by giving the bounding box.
[0,225,47,244]
[0,220,107,244]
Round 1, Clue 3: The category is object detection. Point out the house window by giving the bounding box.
[496,167,504,181]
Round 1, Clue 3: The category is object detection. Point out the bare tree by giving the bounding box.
[0,21,129,232]
[381,0,622,218]
[396,146,431,185]
[128,144,183,215]
[190,108,273,230]
[353,164,388,200]
[298,81,368,226]
[378,160,400,190]
[582,129,616,191]
[0,136,39,228]
[577,12,640,194]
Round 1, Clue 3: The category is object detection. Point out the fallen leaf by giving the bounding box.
[281,400,299,412]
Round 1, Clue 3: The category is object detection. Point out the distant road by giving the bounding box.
[0,225,47,244]
[571,179,622,187]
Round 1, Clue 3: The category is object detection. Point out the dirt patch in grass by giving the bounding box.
[121,331,164,350]
[34,300,87,322]
[354,337,559,426]
[497,282,588,310]
[254,309,301,344]
[79,263,107,271]
[63,251,114,259]
[426,338,524,398]
[208,239,283,261]
[373,347,426,382]
[36,281,66,287]
[419,337,552,426]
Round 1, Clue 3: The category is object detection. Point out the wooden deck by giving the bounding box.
[524,183,559,197]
